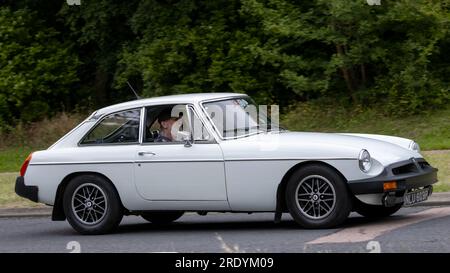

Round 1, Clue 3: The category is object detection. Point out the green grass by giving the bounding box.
[282,102,450,150]
[0,172,43,208]
[0,147,36,173]
[423,150,450,192]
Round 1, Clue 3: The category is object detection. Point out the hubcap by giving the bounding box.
[295,175,336,220]
[71,183,107,225]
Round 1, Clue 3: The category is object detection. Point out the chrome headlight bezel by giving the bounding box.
[409,141,420,152]
[358,149,372,173]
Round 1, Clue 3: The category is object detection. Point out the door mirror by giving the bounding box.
[177,131,192,147]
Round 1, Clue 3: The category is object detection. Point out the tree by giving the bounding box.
[0,7,80,123]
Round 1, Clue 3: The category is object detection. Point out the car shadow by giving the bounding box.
[50,212,418,236]
[116,219,299,234]
[113,213,405,235]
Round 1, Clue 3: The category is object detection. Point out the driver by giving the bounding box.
[155,108,181,142]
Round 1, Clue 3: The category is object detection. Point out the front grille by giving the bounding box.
[392,163,418,175]
[419,161,430,169]
[392,160,431,175]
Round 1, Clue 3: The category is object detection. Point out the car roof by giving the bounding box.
[94,92,247,116]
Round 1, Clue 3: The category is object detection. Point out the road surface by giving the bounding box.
[1,206,449,253]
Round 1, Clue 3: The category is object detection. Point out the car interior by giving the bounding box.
[144,105,183,143]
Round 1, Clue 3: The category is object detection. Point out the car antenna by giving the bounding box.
[127,81,141,100]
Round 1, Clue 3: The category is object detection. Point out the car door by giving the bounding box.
[134,104,227,201]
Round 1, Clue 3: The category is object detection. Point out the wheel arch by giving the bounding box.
[275,160,351,220]
[52,171,125,221]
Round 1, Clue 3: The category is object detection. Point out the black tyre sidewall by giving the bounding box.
[63,174,123,235]
[286,165,352,228]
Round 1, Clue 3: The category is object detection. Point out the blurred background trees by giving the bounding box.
[1,0,450,126]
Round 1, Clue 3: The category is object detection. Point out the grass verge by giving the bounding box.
[0,147,36,173]
[0,172,44,208]
[0,112,84,172]
[282,102,450,150]
[423,150,450,192]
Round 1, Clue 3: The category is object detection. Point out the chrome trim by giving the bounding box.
[199,94,249,104]
[139,140,217,145]
[136,159,224,163]
[29,157,356,166]
[137,151,156,156]
[30,161,134,165]
[77,142,140,147]
[138,107,145,144]
[225,157,357,161]
[358,149,372,173]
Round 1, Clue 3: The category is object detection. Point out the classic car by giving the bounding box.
[15,93,438,234]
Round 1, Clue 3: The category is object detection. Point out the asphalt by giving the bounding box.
[2,192,449,218]
[0,206,450,253]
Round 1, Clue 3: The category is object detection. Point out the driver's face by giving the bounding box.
[161,117,179,130]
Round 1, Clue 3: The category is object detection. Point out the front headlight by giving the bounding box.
[409,141,420,152]
[358,149,372,173]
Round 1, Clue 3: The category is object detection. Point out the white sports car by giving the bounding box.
[15,93,438,234]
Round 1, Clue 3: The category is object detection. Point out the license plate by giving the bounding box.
[404,188,430,206]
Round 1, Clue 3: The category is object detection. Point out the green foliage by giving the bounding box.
[0,7,80,124]
[116,1,253,97]
[1,0,450,124]
[113,0,450,111]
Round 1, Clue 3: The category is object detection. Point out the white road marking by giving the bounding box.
[215,232,242,253]
[306,207,450,244]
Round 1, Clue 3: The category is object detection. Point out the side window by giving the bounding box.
[190,108,212,142]
[144,104,186,143]
[144,104,212,143]
[81,109,140,145]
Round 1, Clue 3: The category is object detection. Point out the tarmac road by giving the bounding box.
[1,206,449,253]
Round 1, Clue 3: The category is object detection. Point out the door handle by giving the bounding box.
[138,151,156,156]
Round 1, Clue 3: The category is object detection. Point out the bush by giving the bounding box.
[0,112,86,150]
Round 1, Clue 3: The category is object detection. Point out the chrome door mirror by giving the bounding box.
[178,131,192,147]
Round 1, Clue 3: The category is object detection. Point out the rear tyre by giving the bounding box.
[286,164,352,228]
[63,174,123,235]
[355,201,402,218]
[141,211,184,224]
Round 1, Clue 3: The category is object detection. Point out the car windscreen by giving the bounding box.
[202,97,278,139]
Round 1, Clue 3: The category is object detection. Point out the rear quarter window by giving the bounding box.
[80,109,141,145]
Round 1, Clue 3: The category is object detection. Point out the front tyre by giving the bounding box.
[141,211,184,225]
[63,175,123,235]
[286,164,352,228]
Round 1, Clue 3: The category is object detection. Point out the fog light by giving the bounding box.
[383,181,397,191]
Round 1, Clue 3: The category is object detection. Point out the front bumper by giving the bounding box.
[15,176,38,202]
[348,158,438,195]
